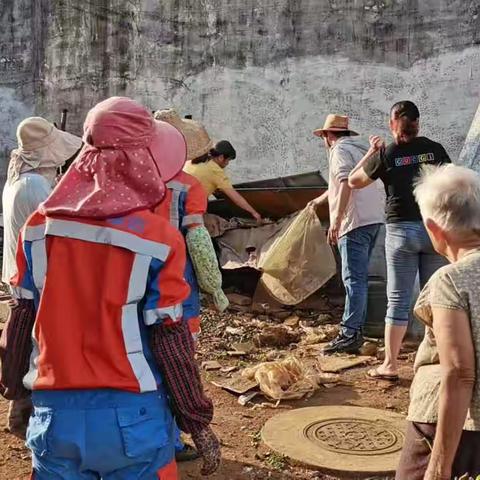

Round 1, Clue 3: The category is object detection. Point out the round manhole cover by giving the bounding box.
[304,418,404,456]
[262,406,405,475]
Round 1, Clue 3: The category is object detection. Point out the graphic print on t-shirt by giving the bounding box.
[394,153,434,167]
[363,136,451,223]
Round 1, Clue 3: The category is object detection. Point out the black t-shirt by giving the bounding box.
[363,137,451,223]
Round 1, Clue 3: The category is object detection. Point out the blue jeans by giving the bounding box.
[338,223,381,336]
[385,221,447,326]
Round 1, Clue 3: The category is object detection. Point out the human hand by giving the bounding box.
[327,222,340,246]
[252,210,262,222]
[368,135,385,153]
[191,427,221,476]
[7,298,19,309]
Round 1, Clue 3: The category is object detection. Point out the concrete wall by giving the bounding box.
[1,0,480,185]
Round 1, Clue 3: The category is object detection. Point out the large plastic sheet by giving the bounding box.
[213,206,336,305]
[258,206,336,305]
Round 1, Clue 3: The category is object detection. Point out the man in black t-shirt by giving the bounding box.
[347,101,449,381]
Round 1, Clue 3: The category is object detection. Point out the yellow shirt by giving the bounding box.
[183,160,233,196]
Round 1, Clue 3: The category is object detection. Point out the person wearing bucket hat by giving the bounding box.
[11,97,219,479]
[153,111,229,463]
[1,117,82,439]
[154,109,229,327]
[310,114,385,354]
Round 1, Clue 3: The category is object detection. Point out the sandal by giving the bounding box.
[367,368,399,381]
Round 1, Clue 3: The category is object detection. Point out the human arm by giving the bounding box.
[222,187,261,221]
[10,225,38,301]
[424,307,475,480]
[439,145,452,165]
[327,181,350,245]
[183,179,229,312]
[186,226,229,312]
[308,189,329,208]
[348,135,385,189]
[144,231,220,475]
[150,322,220,475]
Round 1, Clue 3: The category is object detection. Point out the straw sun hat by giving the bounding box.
[154,109,214,161]
[313,114,359,137]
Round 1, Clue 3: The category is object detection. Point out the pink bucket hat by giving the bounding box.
[41,97,187,219]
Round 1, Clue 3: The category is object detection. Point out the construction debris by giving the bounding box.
[359,341,379,356]
[299,323,339,345]
[254,326,301,348]
[227,293,253,306]
[318,355,372,373]
[201,360,223,371]
[242,356,338,401]
[211,375,259,395]
[283,315,300,328]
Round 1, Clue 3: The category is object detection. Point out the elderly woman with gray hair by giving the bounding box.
[396,164,480,480]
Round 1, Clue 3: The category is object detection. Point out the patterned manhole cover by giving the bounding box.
[304,418,404,456]
[262,406,406,475]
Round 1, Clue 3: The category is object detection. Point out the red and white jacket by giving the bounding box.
[12,209,190,393]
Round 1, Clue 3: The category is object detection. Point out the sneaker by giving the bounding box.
[175,443,200,463]
[323,332,363,355]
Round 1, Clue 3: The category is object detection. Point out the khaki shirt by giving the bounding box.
[408,250,480,431]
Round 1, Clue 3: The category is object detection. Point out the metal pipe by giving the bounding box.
[60,109,68,131]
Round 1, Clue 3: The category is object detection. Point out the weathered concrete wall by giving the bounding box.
[1,0,480,184]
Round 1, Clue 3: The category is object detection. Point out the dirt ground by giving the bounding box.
[0,303,415,480]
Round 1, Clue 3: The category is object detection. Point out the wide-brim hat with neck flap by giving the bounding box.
[154,109,214,162]
[41,97,187,219]
[8,117,83,183]
[313,114,359,137]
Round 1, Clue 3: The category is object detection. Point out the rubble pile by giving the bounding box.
[198,291,389,407]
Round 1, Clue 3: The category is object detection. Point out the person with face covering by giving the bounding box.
[0,117,82,438]
[11,97,220,479]
[349,101,450,380]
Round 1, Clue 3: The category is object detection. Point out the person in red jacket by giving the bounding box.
[12,97,220,479]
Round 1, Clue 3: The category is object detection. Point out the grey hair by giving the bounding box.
[414,164,480,233]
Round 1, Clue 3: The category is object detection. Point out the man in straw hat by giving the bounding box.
[310,114,384,354]
[0,117,82,439]
[11,97,220,479]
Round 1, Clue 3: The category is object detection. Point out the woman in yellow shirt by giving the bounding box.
[184,140,261,221]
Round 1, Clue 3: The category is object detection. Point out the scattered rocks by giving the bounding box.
[201,360,222,371]
[225,326,244,336]
[231,342,256,354]
[227,293,252,306]
[283,315,300,328]
[376,347,386,361]
[316,313,334,325]
[254,326,301,348]
[359,341,378,357]
[272,310,292,321]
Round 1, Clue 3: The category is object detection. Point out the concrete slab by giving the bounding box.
[318,355,371,373]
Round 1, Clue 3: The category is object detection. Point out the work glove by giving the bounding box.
[191,427,221,476]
